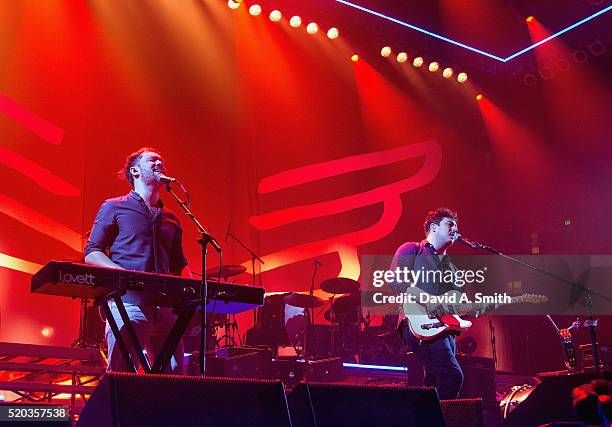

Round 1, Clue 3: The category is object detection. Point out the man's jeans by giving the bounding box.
[105,302,184,374]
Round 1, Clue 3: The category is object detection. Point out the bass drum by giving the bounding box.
[499,384,535,420]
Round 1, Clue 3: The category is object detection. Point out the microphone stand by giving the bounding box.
[226,230,264,325]
[489,320,497,368]
[460,238,611,373]
[164,182,222,376]
[306,262,320,360]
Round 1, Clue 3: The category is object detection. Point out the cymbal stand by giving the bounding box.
[226,229,264,326]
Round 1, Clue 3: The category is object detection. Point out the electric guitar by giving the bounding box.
[404,290,548,340]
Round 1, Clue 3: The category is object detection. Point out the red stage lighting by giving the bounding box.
[41,326,54,338]
[351,54,359,62]
[526,16,535,24]
[476,94,484,101]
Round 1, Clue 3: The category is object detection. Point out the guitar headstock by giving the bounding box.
[517,293,548,304]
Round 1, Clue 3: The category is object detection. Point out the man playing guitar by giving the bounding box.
[390,207,466,399]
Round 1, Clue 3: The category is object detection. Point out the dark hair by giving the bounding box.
[423,207,458,235]
[118,147,161,186]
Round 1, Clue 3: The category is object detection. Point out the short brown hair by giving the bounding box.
[423,207,458,235]
[118,147,161,186]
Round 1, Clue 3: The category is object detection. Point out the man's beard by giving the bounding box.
[140,168,159,184]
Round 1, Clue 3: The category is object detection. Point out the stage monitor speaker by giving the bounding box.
[500,370,612,427]
[77,372,291,427]
[440,398,484,427]
[287,382,446,427]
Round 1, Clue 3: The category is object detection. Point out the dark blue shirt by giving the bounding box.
[84,191,188,274]
[390,240,459,296]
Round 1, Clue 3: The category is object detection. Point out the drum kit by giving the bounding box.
[246,276,400,361]
[199,265,401,362]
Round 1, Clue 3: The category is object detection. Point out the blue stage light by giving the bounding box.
[343,362,407,372]
[332,0,612,63]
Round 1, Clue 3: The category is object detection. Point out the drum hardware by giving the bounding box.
[320,277,360,295]
[547,315,600,371]
[224,225,265,327]
[205,264,247,279]
[499,384,534,420]
[284,293,325,308]
[211,313,243,348]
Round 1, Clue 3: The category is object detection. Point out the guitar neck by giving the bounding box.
[445,295,526,316]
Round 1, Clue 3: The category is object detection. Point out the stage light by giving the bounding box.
[442,67,453,78]
[457,72,468,83]
[526,15,535,24]
[269,10,282,22]
[329,0,612,62]
[413,56,424,67]
[381,46,392,57]
[428,61,439,72]
[249,4,261,16]
[327,27,339,39]
[41,327,54,338]
[476,94,483,101]
[396,52,407,63]
[351,54,359,62]
[289,16,302,27]
[228,0,240,9]
[306,22,319,34]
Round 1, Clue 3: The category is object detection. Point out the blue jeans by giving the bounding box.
[106,302,184,374]
[403,326,463,400]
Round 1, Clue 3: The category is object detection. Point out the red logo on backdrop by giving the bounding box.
[0,92,79,273]
[244,141,442,279]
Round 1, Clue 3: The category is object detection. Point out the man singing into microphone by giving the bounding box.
[84,147,191,373]
[390,207,464,399]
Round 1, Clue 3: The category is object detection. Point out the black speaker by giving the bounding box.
[457,355,496,402]
[440,398,484,427]
[77,372,291,427]
[500,371,612,427]
[287,382,446,427]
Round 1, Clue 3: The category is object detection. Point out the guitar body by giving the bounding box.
[404,290,547,341]
[406,311,472,341]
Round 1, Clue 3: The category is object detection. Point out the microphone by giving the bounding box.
[454,233,479,249]
[225,221,232,243]
[155,172,177,183]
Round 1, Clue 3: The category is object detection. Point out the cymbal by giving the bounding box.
[332,293,360,311]
[284,293,325,308]
[206,264,247,278]
[320,277,360,294]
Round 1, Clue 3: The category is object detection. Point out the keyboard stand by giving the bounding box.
[96,290,197,374]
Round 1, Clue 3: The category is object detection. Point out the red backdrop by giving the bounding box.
[1,1,610,373]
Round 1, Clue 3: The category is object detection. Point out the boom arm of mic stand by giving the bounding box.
[471,239,611,372]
